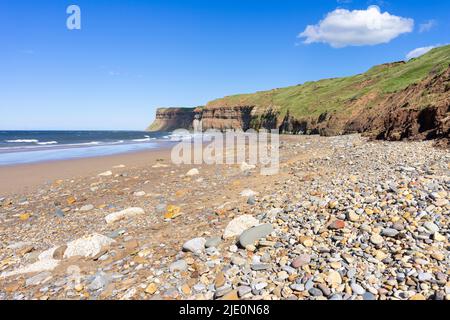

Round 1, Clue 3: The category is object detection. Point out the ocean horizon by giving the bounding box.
[0,130,176,166]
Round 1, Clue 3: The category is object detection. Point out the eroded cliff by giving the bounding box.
[146,45,450,146]
[147,108,196,132]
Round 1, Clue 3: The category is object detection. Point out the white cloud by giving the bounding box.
[298,6,414,48]
[419,20,437,33]
[405,46,436,60]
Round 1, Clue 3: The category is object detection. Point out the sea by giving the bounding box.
[0,131,179,166]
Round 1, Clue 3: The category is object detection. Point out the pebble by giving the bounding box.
[328,220,345,230]
[223,215,259,239]
[231,256,246,266]
[351,282,366,295]
[169,260,188,272]
[237,286,252,297]
[291,254,311,268]
[423,222,439,234]
[370,234,384,245]
[362,292,376,300]
[54,209,64,218]
[205,237,222,248]
[80,204,94,212]
[238,224,273,247]
[346,210,359,222]
[418,272,432,282]
[186,168,199,176]
[250,263,270,271]
[308,288,323,297]
[381,228,399,237]
[317,283,331,296]
[145,283,157,294]
[326,270,342,286]
[105,207,145,224]
[182,237,206,253]
[98,171,112,177]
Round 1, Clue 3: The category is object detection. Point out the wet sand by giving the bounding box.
[0,147,173,195]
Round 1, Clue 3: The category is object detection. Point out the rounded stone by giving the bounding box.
[291,254,311,268]
[182,237,206,253]
[205,236,222,248]
[238,224,274,248]
[370,234,384,245]
[223,215,259,239]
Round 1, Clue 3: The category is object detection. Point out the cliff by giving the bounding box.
[147,108,196,132]
[199,106,254,131]
[146,45,450,145]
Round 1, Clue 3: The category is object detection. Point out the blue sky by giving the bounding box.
[1,0,448,130]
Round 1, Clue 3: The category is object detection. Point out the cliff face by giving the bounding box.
[348,65,450,144]
[146,45,450,146]
[199,106,254,131]
[147,108,196,132]
[147,106,255,132]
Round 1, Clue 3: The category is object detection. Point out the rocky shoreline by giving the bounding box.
[0,134,449,300]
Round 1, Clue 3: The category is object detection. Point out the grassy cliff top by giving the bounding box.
[206,45,450,118]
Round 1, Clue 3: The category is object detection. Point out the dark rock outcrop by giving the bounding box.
[147,108,196,132]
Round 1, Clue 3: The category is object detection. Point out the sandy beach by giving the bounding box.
[0,147,174,195]
[0,134,449,300]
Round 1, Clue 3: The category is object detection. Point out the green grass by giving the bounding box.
[207,45,450,119]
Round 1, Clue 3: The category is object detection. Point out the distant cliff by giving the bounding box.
[146,45,450,145]
[147,108,196,132]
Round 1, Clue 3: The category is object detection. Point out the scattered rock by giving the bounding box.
[186,168,199,176]
[328,219,345,230]
[223,215,259,239]
[164,205,183,219]
[291,254,311,268]
[98,171,112,177]
[326,270,342,286]
[370,234,384,245]
[105,207,145,224]
[351,282,366,295]
[182,237,206,253]
[205,237,221,248]
[64,233,115,259]
[423,222,439,234]
[381,228,399,238]
[80,204,94,212]
[169,260,188,272]
[238,224,273,247]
